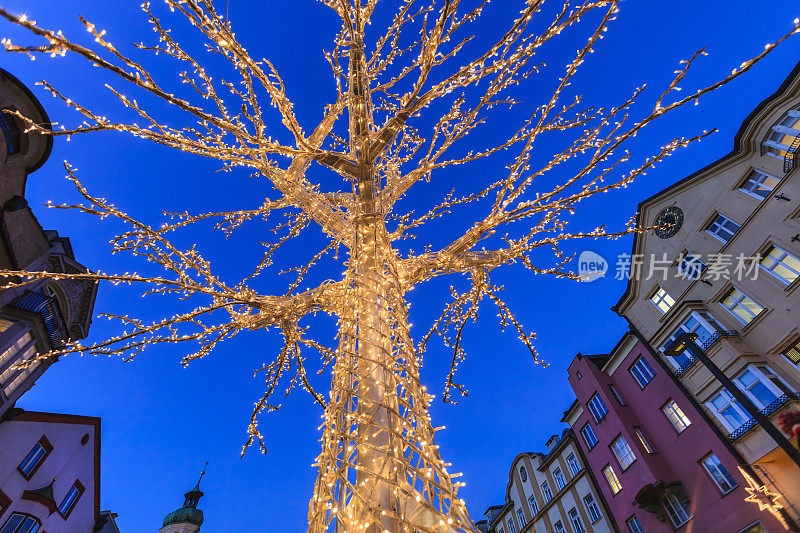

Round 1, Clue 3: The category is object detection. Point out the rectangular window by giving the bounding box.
[611,435,636,470]
[661,311,725,370]
[707,389,749,432]
[506,518,516,533]
[554,521,565,533]
[516,508,525,526]
[634,427,655,454]
[740,522,767,533]
[739,170,779,199]
[720,287,764,325]
[608,384,626,406]
[57,481,84,518]
[541,481,553,503]
[626,516,645,533]
[602,465,622,494]
[567,453,580,476]
[553,467,566,491]
[528,494,539,516]
[706,213,741,243]
[701,453,737,494]
[587,393,608,423]
[662,493,691,528]
[650,286,675,314]
[782,337,800,366]
[677,252,707,281]
[581,423,599,450]
[662,400,691,433]
[17,437,52,480]
[0,513,40,533]
[583,494,602,522]
[736,365,792,408]
[568,508,586,533]
[629,356,656,388]
[760,245,800,284]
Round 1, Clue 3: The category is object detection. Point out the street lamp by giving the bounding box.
[664,332,800,470]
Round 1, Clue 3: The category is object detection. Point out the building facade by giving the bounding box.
[480,430,617,533]
[565,332,780,532]
[613,60,800,524]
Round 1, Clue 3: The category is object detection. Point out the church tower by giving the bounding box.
[160,466,206,533]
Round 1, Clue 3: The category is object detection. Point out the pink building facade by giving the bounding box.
[0,411,100,532]
[563,332,782,533]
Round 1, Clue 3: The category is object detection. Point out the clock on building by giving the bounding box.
[653,206,683,239]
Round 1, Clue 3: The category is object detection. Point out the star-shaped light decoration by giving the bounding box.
[738,466,789,529]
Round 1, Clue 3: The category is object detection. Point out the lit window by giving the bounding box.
[739,170,780,199]
[567,453,580,476]
[763,110,800,165]
[0,318,15,333]
[587,393,608,423]
[706,214,741,243]
[611,435,636,470]
[516,508,525,526]
[720,287,764,325]
[626,515,645,533]
[649,287,675,314]
[57,481,84,518]
[661,493,691,528]
[662,400,691,433]
[661,311,725,370]
[634,427,655,454]
[602,465,622,494]
[760,245,800,285]
[707,389,749,432]
[581,423,598,450]
[0,513,40,533]
[629,356,656,388]
[701,453,737,494]
[519,465,527,482]
[568,508,586,533]
[676,252,706,281]
[17,437,52,480]
[782,338,800,366]
[507,518,516,533]
[0,331,33,376]
[554,521,566,533]
[740,522,767,533]
[583,494,601,522]
[528,494,539,516]
[553,468,565,491]
[608,385,626,406]
[541,481,553,503]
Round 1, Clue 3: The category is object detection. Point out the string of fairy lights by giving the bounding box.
[0,0,797,531]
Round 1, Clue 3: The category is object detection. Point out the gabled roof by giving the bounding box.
[613,59,800,314]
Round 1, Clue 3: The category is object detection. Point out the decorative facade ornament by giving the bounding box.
[653,206,684,239]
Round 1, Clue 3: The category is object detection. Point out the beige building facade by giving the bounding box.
[614,61,800,524]
[480,430,617,533]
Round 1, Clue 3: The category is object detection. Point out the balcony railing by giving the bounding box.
[11,290,68,347]
[674,330,738,377]
[726,392,800,442]
[785,135,800,173]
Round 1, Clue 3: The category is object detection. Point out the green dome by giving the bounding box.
[163,506,204,527]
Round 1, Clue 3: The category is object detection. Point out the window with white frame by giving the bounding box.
[649,286,675,314]
[739,170,780,200]
[0,513,40,533]
[634,427,655,454]
[507,518,516,533]
[587,393,608,423]
[528,494,539,516]
[720,287,764,325]
[740,521,767,533]
[553,467,566,491]
[676,252,707,280]
[701,453,737,494]
[581,423,599,449]
[763,110,800,161]
[516,507,525,526]
[661,493,691,528]
[58,481,84,518]
[662,400,691,433]
[567,453,580,476]
[706,213,741,243]
[626,516,645,533]
[0,330,33,377]
[629,356,656,388]
[782,337,800,367]
[554,521,565,533]
[519,465,527,482]
[611,435,636,470]
[18,437,52,480]
[735,365,793,409]
[541,481,553,503]
[583,494,602,522]
[760,245,800,285]
[706,389,749,432]
[569,508,586,533]
[661,311,725,370]
[602,465,622,494]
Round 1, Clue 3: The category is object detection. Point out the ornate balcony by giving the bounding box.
[726,392,800,442]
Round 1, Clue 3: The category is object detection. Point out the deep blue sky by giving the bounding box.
[2,1,800,531]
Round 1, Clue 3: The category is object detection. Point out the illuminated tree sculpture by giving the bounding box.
[0,2,796,531]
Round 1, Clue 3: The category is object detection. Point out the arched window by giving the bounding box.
[0,513,41,533]
[519,465,527,482]
[0,110,20,156]
[763,109,800,172]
